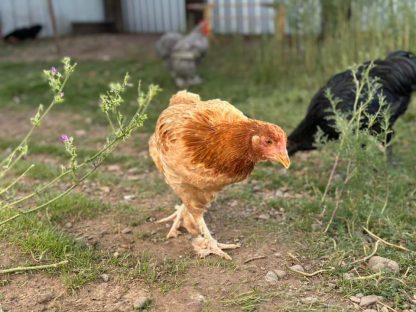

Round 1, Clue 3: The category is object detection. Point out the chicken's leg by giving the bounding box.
[192,214,240,260]
[156,204,199,238]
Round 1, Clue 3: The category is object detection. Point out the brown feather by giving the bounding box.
[182,116,263,180]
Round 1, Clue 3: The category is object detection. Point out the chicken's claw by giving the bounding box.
[156,204,184,238]
[192,236,240,260]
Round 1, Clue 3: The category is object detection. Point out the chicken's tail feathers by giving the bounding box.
[169,90,200,106]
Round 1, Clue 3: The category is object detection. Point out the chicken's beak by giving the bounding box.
[273,150,291,169]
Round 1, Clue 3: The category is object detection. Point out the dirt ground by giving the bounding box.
[0,34,159,62]
[0,35,360,311]
[0,107,356,312]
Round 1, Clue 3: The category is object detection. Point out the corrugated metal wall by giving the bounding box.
[0,0,104,37]
[209,0,275,34]
[209,0,324,35]
[121,0,186,33]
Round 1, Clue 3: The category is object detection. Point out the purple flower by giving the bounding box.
[59,134,69,143]
[50,67,58,75]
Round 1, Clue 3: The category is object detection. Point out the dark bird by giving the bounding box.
[288,50,416,161]
[4,24,42,43]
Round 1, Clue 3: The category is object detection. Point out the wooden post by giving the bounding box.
[47,0,61,55]
[275,3,286,42]
[104,0,123,32]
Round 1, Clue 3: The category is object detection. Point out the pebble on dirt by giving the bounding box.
[359,295,381,307]
[274,269,287,279]
[265,271,279,284]
[368,256,400,273]
[100,273,110,282]
[289,264,305,272]
[37,291,55,304]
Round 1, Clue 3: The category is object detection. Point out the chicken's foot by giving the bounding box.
[156,204,185,238]
[192,216,240,260]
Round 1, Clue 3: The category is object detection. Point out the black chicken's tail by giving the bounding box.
[287,117,320,156]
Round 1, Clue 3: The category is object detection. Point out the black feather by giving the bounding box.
[288,51,416,156]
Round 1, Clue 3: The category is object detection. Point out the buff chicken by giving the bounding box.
[149,91,290,259]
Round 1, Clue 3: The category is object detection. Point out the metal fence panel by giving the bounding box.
[0,0,104,37]
[121,0,186,33]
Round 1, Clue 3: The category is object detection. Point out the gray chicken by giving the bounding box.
[155,21,210,88]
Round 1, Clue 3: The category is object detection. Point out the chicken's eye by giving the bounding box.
[266,139,273,145]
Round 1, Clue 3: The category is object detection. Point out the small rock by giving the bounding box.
[274,269,287,279]
[349,296,361,304]
[274,252,282,258]
[360,295,379,307]
[113,251,120,258]
[133,296,151,309]
[64,222,73,229]
[265,271,279,284]
[257,213,270,220]
[380,307,389,312]
[100,274,110,282]
[356,293,364,298]
[121,227,132,234]
[362,310,377,312]
[368,256,399,273]
[123,195,136,201]
[289,264,305,272]
[301,296,318,304]
[37,292,55,304]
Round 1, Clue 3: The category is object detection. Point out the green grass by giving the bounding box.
[222,289,265,312]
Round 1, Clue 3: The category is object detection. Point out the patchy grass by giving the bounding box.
[223,289,265,312]
[0,36,415,311]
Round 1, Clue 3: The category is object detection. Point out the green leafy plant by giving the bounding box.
[314,62,415,306]
[0,58,160,227]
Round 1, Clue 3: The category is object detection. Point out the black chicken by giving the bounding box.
[4,24,42,43]
[288,51,416,160]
